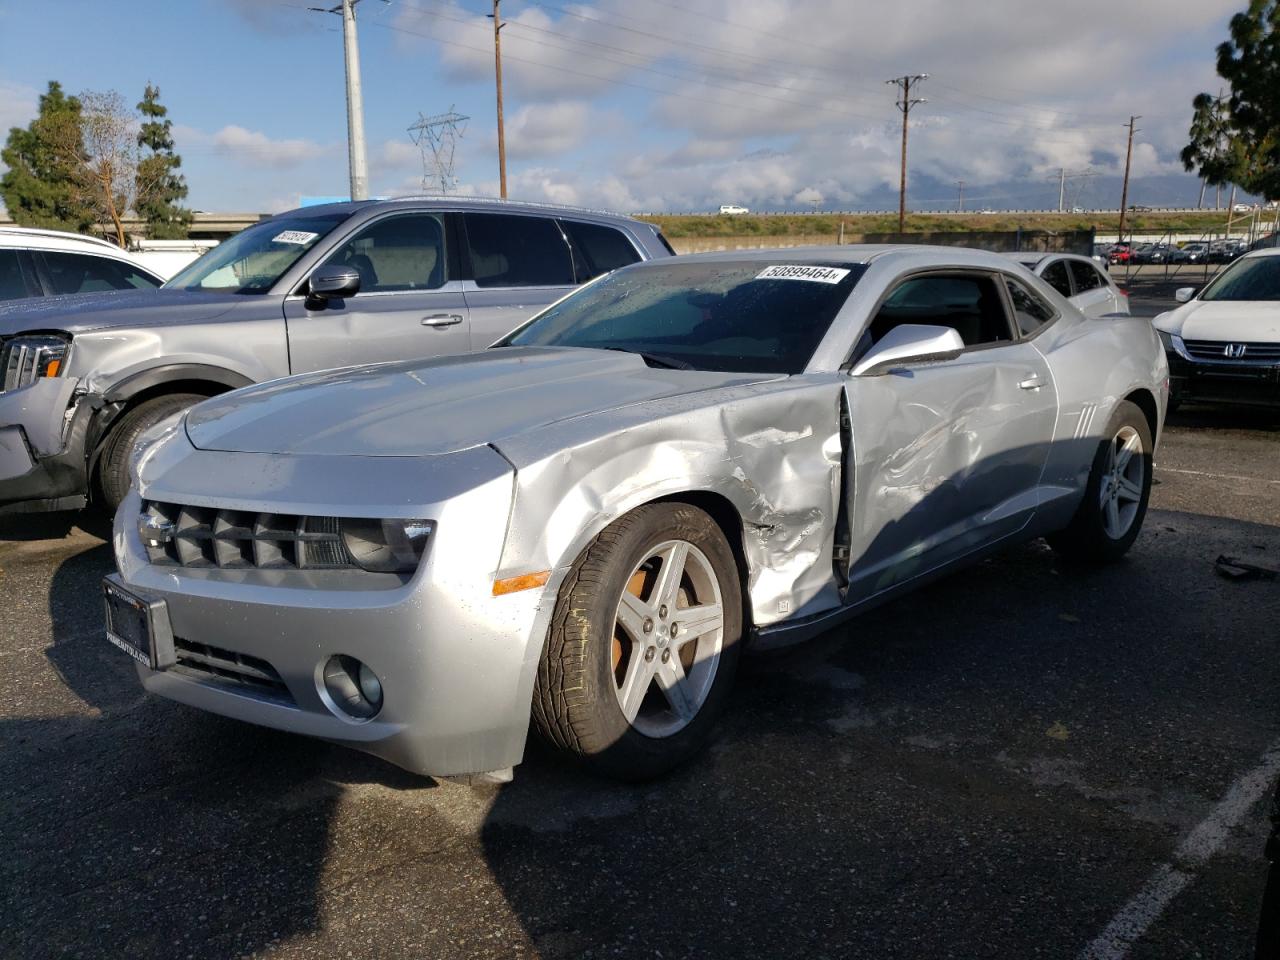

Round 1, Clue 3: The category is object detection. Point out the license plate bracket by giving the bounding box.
[102,575,176,670]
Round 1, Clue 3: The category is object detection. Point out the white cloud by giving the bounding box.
[505,101,592,160]
[209,125,327,169]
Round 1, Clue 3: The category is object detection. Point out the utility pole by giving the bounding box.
[956,179,965,212]
[310,0,372,201]
[1117,115,1141,241]
[886,74,927,234]
[488,0,507,198]
[1055,168,1066,213]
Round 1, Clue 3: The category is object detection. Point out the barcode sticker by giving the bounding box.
[272,230,319,245]
[755,264,850,284]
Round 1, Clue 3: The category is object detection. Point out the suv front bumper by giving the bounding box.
[1166,351,1280,407]
[0,379,90,514]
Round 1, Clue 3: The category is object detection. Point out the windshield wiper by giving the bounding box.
[599,346,696,370]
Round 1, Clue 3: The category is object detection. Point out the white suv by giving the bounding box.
[0,227,165,303]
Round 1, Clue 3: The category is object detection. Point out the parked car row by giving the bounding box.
[1106,238,1249,265]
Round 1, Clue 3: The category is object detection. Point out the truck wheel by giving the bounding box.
[97,393,204,513]
[1047,400,1153,563]
[532,502,743,781]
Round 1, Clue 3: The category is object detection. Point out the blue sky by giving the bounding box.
[0,0,1254,214]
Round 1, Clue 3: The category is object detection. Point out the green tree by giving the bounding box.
[0,81,94,231]
[1215,0,1280,200]
[134,83,191,239]
[1181,92,1245,207]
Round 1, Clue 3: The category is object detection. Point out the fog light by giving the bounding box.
[322,655,383,720]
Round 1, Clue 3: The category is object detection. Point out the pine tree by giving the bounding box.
[1180,92,1245,204]
[1214,0,1280,201]
[0,81,95,231]
[134,83,191,239]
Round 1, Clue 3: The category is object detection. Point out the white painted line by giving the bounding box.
[1078,740,1280,960]
[1156,465,1280,486]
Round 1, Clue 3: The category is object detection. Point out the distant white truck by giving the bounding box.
[128,238,220,279]
[718,204,750,215]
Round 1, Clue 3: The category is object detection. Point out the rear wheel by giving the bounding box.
[96,393,205,513]
[532,502,743,780]
[1047,400,1153,563]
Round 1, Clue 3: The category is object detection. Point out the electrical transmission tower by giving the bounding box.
[408,108,470,195]
[1047,168,1098,212]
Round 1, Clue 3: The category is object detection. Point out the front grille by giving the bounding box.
[1184,339,1280,364]
[173,637,294,704]
[142,500,356,570]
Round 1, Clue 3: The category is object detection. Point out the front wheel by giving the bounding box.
[532,502,743,781]
[1047,399,1153,563]
[96,393,205,513]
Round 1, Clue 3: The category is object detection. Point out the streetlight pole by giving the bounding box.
[310,0,370,201]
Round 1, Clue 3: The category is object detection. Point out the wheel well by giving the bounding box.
[89,380,230,475]
[654,491,753,627]
[1124,388,1159,442]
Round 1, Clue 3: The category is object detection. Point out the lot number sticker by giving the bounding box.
[755,264,850,284]
[272,230,319,245]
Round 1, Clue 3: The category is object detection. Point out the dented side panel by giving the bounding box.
[493,375,846,629]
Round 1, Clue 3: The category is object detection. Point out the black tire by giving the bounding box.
[532,502,744,781]
[1047,399,1153,563]
[96,393,205,512]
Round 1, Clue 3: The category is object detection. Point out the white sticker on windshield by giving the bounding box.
[272,230,319,245]
[755,264,850,284]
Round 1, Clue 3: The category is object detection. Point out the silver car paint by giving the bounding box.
[0,199,669,510]
[1004,252,1128,318]
[112,245,1168,778]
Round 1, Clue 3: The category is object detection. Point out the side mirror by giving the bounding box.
[851,324,966,376]
[308,264,361,300]
[1174,287,1196,303]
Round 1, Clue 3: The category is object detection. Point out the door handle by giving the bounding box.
[421,314,463,327]
[1018,374,1043,390]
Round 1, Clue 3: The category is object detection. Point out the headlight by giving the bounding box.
[1155,329,1190,361]
[0,335,69,392]
[340,518,433,573]
[127,412,186,488]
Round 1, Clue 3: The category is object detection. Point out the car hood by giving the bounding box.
[0,289,250,337]
[185,346,775,457]
[1154,299,1280,341]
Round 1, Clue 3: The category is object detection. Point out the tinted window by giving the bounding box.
[166,214,346,294]
[322,214,447,292]
[560,219,641,281]
[870,274,1012,347]
[1003,276,1056,335]
[1040,259,1073,297]
[1068,260,1103,292]
[504,259,865,374]
[464,214,574,287]
[0,250,30,300]
[41,251,161,295]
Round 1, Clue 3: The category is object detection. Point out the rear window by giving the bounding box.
[560,219,641,281]
[0,250,31,300]
[1068,260,1103,292]
[503,259,865,374]
[1041,259,1072,297]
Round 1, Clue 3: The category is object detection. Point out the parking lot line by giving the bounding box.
[1078,739,1280,960]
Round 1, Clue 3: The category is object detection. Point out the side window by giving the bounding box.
[1040,259,1073,297]
[1003,275,1057,335]
[322,214,447,292]
[559,219,641,282]
[41,251,160,294]
[0,250,32,300]
[1069,260,1103,292]
[869,273,1013,348]
[463,213,574,288]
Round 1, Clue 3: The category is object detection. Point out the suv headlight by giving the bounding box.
[341,519,433,573]
[1,335,70,393]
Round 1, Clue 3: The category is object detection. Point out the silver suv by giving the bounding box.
[0,198,673,515]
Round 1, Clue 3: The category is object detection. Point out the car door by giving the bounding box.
[1066,258,1118,316]
[283,212,471,373]
[459,212,578,347]
[840,270,1058,602]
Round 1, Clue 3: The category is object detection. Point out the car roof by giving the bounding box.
[269,195,653,226]
[0,226,123,251]
[662,244,1047,271]
[1243,246,1280,259]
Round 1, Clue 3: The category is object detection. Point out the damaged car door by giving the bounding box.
[841,270,1058,600]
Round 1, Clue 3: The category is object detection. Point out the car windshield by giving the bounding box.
[164,213,348,294]
[501,259,866,373]
[1200,255,1280,302]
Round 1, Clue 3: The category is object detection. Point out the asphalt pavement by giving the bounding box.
[3,296,1278,959]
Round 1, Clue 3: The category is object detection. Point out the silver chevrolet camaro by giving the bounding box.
[106,245,1168,781]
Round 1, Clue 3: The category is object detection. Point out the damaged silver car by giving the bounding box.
[106,246,1169,781]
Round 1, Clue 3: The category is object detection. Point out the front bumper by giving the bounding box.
[1165,351,1280,407]
[0,379,89,514]
[111,445,554,778]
